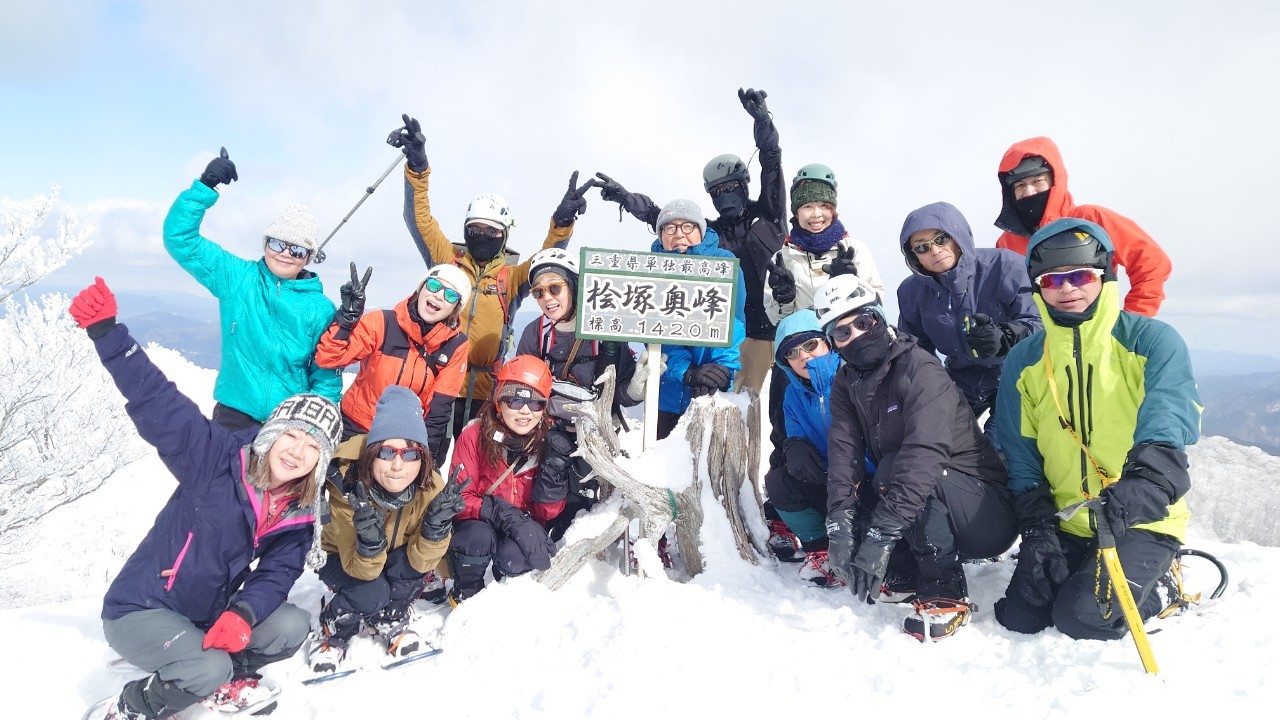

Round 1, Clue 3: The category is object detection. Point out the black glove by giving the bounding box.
[348,482,387,558]
[387,113,428,171]
[481,496,552,571]
[850,512,906,602]
[1011,524,1070,606]
[766,255,797,305]
[421,468,471,542]
[1100,477,1174,538]
[200,146,238,189]
[594,172,659,226]
[552,171,601,228]
[685,363,732,397]
[825,508,860,587]
[738,87,770,122]
[821,244,858,278]
[783,438,826,485]
[967,313,1013,359]
[532,430,575,504]
[336,262,372,333]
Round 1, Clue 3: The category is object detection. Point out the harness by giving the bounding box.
[458,259,513,421]
[538,315,598,382]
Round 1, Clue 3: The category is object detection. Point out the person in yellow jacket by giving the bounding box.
[391,113,599,438]
[308,386,469,675]
[993,217,1200,640]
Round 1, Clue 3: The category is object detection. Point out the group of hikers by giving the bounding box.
[73,88,1199,720]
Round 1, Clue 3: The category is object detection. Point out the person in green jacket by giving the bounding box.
[163,147,342,430]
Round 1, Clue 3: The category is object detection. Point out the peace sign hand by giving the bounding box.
[200,146,238,189]
[766,255,797,305]
[336,262,372,331]
[421,468,473,542]
[387,113,429,171]
[552,170,603,228]
[821,243,858,277]
[348,481,387,558]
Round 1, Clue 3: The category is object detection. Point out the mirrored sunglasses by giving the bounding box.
[424,276,461,304]
[829,312,877,343]
[1035,268,1104,290]
[783,337,826,361]
[531,282,567,300]
[499,396,547,412]
[911,232,952,256]
[376,445,426,463]
[265,237,312,259]
[465,223,505,240]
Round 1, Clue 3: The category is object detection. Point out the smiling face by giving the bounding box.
[1037,264,1104,314]
[498,397,545,436]
[263,240,309,280]
[371,439,423,494]
[796,202,835,234]
[532,273,572,323]
[909,229,960,274]
[416,280,460,324]
[660,222,703,253]
[266,428,321,488]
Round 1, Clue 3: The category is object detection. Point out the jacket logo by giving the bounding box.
[887,404,899,413]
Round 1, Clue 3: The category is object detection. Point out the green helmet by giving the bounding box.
[703,153,750,191]
[791,163,837,191]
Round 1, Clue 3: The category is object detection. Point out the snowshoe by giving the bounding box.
[82,693,139,720]
[369,605,421,658]
[202,673,280,715]
[797,550,845,588]
[903,597,974,642]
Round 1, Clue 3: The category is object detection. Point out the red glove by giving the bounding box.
[203,609,252,653]
[68,276,118,329]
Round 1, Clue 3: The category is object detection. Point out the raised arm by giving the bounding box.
[393,114,458,268]
[163,149,253,299]
[739,88,786,225]
[594,172,660,230]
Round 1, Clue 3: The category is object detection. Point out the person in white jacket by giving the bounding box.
[764,163,885,325]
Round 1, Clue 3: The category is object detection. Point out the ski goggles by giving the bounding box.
[783,337,827,361]
[1034,267,1104,290]
[531,282,567,300]
[465,223,505,241]
[828,312,877,344]
[423,277,462,304]
[376,445,426,463]
[910,232,952,256]
[499,396,547,412]
[265,237,312,260]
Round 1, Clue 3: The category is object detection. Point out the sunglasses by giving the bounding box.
[1035,267,1104,290]
[499,396,547,412]
[265,237,312,260]
[531,282,567,300]
[709,180,743,198]
[465,224,505,241]
[911,232,952,256]
[829,312,877,343]
[784,337,826,361]
[424,276,461,304]
[376,445,426,463]
[661,221,699,237]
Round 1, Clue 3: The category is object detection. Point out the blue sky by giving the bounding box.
[4,0,1279,356]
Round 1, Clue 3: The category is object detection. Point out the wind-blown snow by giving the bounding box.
[0,347,1272,717]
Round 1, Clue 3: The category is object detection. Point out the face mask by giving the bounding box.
[465,232,505,263]
[710,185,749,221]
[835,319,892,371]
[1013,191,1051,232]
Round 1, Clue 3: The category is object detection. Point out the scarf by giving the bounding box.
[788,218,847,255]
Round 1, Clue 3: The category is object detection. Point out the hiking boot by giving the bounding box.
[100,691,145,720]
[878,573,918,603]
[797,550,845,588]
[369,603,420,657]
[310,596,360,673]
[203,674,279,715]
[903,597,974,642]
[767,520,803,563]
[421,570,448,605]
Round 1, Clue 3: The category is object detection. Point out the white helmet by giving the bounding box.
[419,263,473,309]
[465,193,515,231]
[813,274,881,331]
[530,248,578,280]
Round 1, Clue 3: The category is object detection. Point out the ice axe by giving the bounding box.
[312,124,413,263]
[1057,498,1160,674]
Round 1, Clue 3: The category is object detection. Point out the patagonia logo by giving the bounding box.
[887,404,899,413]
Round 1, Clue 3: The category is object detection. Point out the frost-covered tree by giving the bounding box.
[0,188,142,559]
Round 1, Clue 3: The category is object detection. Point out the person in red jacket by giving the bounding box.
[315,263,471,461]
[445,355,566,602]
[993,136,1171,317]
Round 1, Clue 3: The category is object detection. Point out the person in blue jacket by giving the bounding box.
[896,201,1041,447]
[163,147,342,431]
[70,277,343,719]
[620,199,746,439]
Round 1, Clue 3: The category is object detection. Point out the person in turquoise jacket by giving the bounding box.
[163,148,342,430]
[621,199,746,440]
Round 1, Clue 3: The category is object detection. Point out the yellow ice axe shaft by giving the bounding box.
[1059,499,1160,675]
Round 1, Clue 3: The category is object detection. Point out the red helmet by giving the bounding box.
[494,355,553,403]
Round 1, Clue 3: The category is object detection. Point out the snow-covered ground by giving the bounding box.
[1,346,1272,717]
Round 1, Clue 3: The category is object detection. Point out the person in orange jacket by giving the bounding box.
[993,137,1171,317]
[314,263,471,461]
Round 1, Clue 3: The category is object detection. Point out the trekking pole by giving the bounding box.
[1059,498,1160,674]
[313,154,405,264]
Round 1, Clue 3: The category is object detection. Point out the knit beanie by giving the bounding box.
[655,198,707,238]
[418,263,473,309]
[497,382,547,403]
[250,393,342,569]
[367,386,430,447]
[262,203,319,253]
[791,180,838,214]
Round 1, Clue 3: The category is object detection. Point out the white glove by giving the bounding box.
[627,350,667,402]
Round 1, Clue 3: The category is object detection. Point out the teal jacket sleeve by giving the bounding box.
[996,336,1048,495]
[163,179,254,298]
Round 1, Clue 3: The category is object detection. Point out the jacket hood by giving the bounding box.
[774,310,824,369]
[899,201,976,277]
[650,226,724,255]
[994,136,1075,237]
